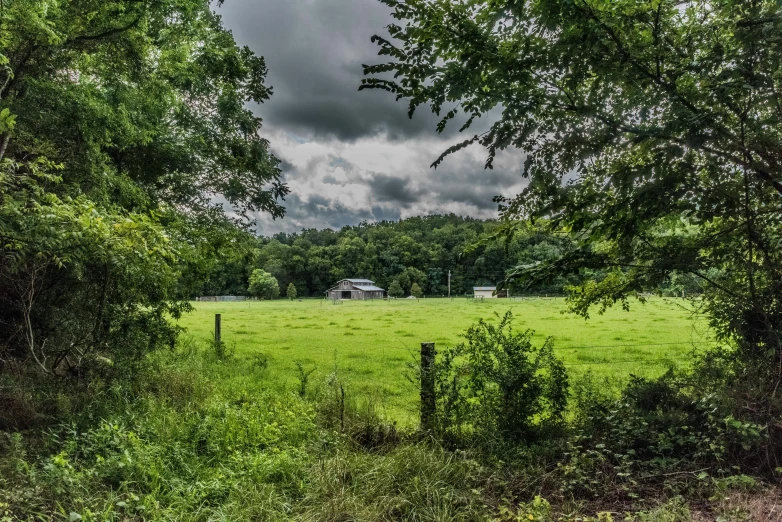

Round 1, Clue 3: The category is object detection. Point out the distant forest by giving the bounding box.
[197,214,588,298]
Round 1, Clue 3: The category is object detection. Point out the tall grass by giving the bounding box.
[0,336,770,521]
[0,342,493,521]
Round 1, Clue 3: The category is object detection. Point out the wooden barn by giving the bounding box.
[327,279,385,300]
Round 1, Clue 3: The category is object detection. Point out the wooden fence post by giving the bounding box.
[214,314,221,344]
[420,342,436,432]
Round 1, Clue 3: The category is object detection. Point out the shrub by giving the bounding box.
[388,280,404,298]
[286,282,297,299]
[432,311,568,446]
[410,282,423,298]
[248,269,279,300]
[558,368,768,499]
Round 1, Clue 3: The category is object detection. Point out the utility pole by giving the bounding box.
[448,270,451,298]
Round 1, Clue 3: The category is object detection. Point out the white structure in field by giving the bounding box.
[473,286,497,299]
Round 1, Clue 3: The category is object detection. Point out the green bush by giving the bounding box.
[248,269,280,300]
[433,311,568,447]
[388,280,404,298]
[557,368,767,499]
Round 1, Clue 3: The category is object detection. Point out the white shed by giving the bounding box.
[473,286,497,299]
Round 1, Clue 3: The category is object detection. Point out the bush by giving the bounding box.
[410,282,423,298]
[388,280,404,298]
[557,368,768,500]
[248,269,279,300]
[432,311,568,446]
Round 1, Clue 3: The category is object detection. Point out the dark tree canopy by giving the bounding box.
[0,0,286,377]
[362,1,782,375]
[196,215,594,299]
[2,0,287,218]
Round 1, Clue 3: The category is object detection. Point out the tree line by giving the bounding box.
[201,214,707,299]
[197,215,597,298]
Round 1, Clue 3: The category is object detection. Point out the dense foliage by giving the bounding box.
[433,312,569,446]
[248,269,280,300]
[198,214,593,298]
[1,326,774,520]
[0,0,286,379]
[363,0,782,460]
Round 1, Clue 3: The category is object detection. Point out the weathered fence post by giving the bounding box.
[214,314,221,344]
[420,342,436,432]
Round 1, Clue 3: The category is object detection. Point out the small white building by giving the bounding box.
[473,286,497,299]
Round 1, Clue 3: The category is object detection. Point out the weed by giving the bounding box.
[294,360,316,397]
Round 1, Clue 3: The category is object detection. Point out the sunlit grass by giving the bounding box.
[177,297,713,422]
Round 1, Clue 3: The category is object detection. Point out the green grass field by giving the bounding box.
[177,297,713,422]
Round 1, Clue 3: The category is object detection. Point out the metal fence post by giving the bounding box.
[215,314,221,344]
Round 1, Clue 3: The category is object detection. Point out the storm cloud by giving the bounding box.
[216,0,526,234]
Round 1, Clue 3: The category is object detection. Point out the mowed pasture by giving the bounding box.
[177,297,713,422]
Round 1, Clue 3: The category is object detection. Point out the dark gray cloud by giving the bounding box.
[215,0,525,235]
[250,136,525,234]
[371,174,421,204]
[262,193,403,233]
[217,0,478,142]
[428,163,522,211]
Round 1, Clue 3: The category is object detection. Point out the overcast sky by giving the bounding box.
[217,0,526,235]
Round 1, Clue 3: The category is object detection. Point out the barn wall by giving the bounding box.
[474,290,496,299]
[327,282,385,300]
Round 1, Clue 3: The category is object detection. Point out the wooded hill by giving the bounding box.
[198,214,703,298]
[197,215,574,297]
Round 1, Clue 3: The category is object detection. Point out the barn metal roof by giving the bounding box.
[352,285,384,292]
[473,286,497,291]
[326,280,385,292]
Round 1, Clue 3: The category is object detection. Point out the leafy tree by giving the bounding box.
[2,0,287,216]
[397,266,427,294]
[410,282,423,298]
[248,270,279,300]
[388,280,404,298]
[0,163,184,376]
[362,2,782,392]
[0,0,285,379]
[286,282,297,300]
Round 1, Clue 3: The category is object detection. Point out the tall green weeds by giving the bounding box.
[0,319,777,521]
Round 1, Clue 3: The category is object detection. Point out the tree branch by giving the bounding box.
[67,15,143,45]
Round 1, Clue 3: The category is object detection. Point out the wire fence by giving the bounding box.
[564,356,692,367]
